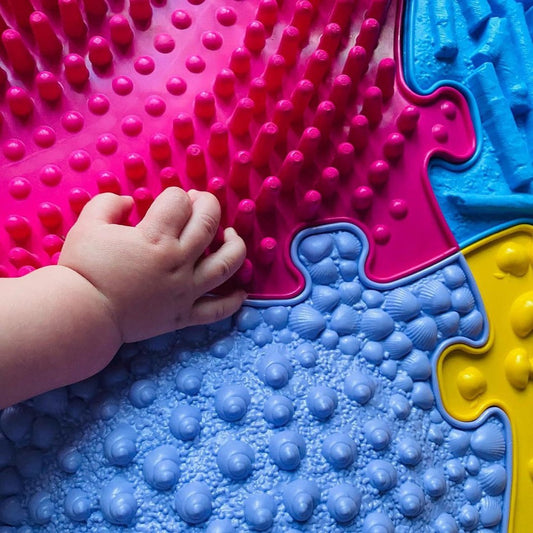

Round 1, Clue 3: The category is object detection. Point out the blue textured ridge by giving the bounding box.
[0,224,508,531]
[404,0,533,246]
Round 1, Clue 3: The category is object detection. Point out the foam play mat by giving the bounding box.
[0,0,531,530]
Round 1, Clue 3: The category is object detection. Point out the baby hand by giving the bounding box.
[59,187,247,342]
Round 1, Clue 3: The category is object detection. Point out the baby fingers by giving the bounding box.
[137,187,192,240]
[194,227,246,295]
[179,191,221,259]
[188,290,248,326]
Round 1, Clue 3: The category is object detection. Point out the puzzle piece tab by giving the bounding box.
[0,223,507,531]
[437,224,533,532]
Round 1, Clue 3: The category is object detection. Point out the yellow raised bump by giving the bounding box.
[457,366,487,400]
[505,347,531,390]
[510,291,533,338]
[436,225,533,532]
[496,241,530,277]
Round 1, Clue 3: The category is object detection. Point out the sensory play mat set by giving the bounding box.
[0,0,531,530]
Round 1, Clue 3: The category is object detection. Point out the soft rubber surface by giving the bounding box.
[0,0,475,298]
[405,0,533,246]
[2,0,533,530]
[0,224,507,531]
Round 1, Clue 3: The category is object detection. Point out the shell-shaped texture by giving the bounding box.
[466,455,481,475]
[422,467,447,498]
[300,234,335,263]
[451,287,475,315]
[312,285,340,313]
[478,464,507,496]
[367,460,397,492]
[306,386,338,421]
[0,405,33,444]
[282,480,320,522]
[0,496,26,526]
[383,331,413,360]
[295,343,318,368]
[442,264,467,289]
[463,478,482,504]
[100,476,137,526]
[217,440,255,481]
[103,423,137,466]
[402,350,432,381]
[361,341,384,365]
[444,459,465,483]
[435,311,460,337]
[329,304,360,336]
[64,488,91,522]
[128,379,157,408]
[143,445,180,491]
[338,281,362,305]
[169,405,202,441]
[384,288,421,321]
[339,259,358,281]
[364,419,392,451]
[390,394,411,420]
[244,493,277,531]
[404,316,439,351]
[479,496,503,528]
[398,481,425,518]
[439,511,462,532]
[253,326,273,348]
[417,280,452,315]
[289,304,327,340]
[263,395,294,427]
[412,382,434,410]
[262,306,289,330]
[308,257,338,285]
[335,231,362,259]
[396,436,423,466]
[256,348,293,389]
[214,384,251,422]
[175,482,212,525]
[57,446,82,474]
[344,372,376,405]
[447,429,471,457]
[360,309,394,341]
[175,368,203,396]
[470,423,506,461]
[380,360,398,381]
[33,388,69,417]
[269,431,306,471]
[363,512,395,533]
[235,307,262,332]
[458,504,479,531]
[211,338,235,359]
[322,433,357,469]
[362,290,384,308]
[29,491,53,525]
[327,484,361,524]
[459,310,484,339]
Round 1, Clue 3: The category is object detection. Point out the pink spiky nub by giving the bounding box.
[0,0,475,298]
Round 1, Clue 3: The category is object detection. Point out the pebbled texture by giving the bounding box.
[0,225,507,531]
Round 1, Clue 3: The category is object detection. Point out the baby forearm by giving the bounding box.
[0,266,122,408]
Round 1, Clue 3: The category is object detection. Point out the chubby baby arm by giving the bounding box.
[0,188,246,407]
